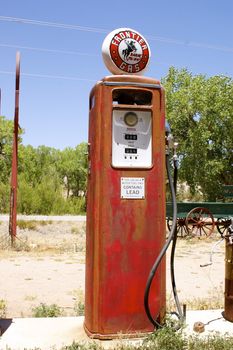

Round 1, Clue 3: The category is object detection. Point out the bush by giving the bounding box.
[0,299,7,317]
[32,303,62,317]
[143,326,186,350]
[17,173,86,215]
[17,220,38,230]
[188,334,233,350]
[17,175,40,214]
[0,182,10,213]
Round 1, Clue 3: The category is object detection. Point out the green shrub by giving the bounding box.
[74,301,85,316]
[188,334,233,350]
[18,175,40,214]
[0,182,10,213]
[32,303,62,317]
[17,173,86,215]
[62,342,103,350]
[17,220,38,230]
[0,299,7,317]
[143,326,186,350]
[35,176,62,215]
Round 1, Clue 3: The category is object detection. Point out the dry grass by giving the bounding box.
[0,299,7,317]
[167,286,224,312]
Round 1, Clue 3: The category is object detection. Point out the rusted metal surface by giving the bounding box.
[84,75,166,339]
[9,52,20,245]
[224,232,233,322]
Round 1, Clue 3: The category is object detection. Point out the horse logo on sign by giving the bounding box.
[102,28,151,75]
[122,40,137,60]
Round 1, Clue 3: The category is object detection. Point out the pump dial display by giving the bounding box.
[112,109,152,168]
[125,134,137,140]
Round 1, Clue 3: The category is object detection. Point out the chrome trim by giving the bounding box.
[102,81,161,89]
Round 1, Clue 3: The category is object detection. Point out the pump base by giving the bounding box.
[83,322,153,340]
[222,310,233,323]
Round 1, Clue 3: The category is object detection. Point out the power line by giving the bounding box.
[0,70,96,82]
[0,15,108,33]
[0,43,99,57]
[0,15,233,53]
[0,42,174,66]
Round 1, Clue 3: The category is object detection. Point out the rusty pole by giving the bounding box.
[223,220,233,322]
[9,52,20,246]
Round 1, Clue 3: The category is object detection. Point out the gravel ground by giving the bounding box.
[0,219,225,318]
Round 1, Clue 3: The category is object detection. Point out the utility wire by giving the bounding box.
[0,42,174,67]
[0,15,233,53]
[0,70,96,82]
[0,15,108,33]
[0,43,99,57]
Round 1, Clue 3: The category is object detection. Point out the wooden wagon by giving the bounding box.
[166,201,233,237]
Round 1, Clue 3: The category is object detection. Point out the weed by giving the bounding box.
[62,342,103,349]
[188,334,233,350]
[17,219,52,230]
[167,286,224,312]
[17,220,38,230]
[0,299,7,317]
[12,236,31,252]
[32,303,62,317]
[38,220,53,226]
[75,301,85,316]
[71,226,80,234]
[24,295,37,301]
[143,325,187,350]
[73,289,85,316]
[3,329,233,349]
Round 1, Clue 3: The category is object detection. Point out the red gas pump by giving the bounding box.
[84,28,167,339]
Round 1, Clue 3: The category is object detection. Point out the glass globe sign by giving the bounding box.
[101,28,151,75]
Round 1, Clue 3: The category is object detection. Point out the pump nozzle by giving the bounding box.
[165,120,174,154]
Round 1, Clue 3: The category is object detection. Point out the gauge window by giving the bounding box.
[124,112,138,127]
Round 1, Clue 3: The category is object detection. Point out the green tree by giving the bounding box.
[58,142,87,198]
[0,116,24,212]
[162,67,233,201]
[0,116,14,182]
[20,145,61,185]
[0,115,88,214]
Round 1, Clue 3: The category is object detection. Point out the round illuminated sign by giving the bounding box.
[124,112,138,127]
[102,28,151,75]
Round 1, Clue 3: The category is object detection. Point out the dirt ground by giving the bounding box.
[0,219,225,318]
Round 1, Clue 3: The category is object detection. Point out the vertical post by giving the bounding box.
[9,52,20,246]
[223,220,233,322]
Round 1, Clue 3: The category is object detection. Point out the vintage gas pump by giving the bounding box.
[84,28,168,339]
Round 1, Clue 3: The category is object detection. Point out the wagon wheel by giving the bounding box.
[217,218,231,237]
[167,217,189,237]
[185,207,215,237]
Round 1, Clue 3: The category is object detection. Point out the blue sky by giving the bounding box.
[0,0,232,149]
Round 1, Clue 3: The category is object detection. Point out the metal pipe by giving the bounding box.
[9,51,20,245]
[223,219,233,322]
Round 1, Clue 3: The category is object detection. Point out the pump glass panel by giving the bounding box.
[112,109,152,168]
